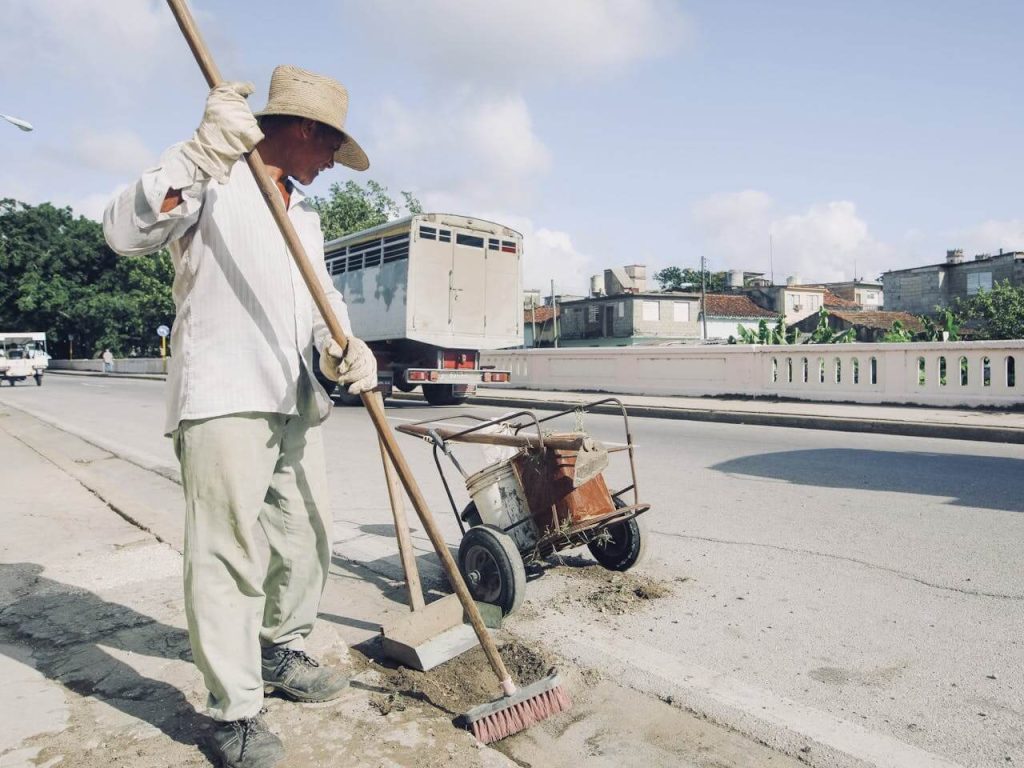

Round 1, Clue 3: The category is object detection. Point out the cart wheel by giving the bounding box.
[588,496,647,572]
[457,524,526,616]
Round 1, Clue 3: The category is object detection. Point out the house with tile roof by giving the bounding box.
[792,309,925,342]
[700,294,779,340]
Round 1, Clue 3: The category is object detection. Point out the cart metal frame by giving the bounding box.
[398,397,650,563]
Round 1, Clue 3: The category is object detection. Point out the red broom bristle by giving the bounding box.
[470,684,572,744]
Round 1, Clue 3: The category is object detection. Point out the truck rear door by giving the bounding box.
[450,232,487,337]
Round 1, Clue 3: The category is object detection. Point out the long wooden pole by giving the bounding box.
[165,0,514,693]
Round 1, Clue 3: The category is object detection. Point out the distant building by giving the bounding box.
[882,249,1024,314]
[822,280,883,310]
[557,292,702,346]
[701,294,778,340]
[745,278,825,325]
[792,309,924,342]
[523,304,559,347]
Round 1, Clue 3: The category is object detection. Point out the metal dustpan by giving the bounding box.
[380,593,502,672]
[376,439,500,671]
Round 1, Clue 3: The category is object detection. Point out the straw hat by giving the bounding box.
[255,64,369,171]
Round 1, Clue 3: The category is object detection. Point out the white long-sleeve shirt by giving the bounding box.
[103,144,351,436]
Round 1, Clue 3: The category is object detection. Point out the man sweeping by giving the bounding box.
[104,65,376,767]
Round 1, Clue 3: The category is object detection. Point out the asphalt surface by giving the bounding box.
[3,375,1023,767]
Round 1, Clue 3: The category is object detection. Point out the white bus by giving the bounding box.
[322,214,522,405]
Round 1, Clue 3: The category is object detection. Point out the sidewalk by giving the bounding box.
[0,407,516,768]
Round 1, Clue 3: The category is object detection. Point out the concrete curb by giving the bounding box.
[47,369,166,381]
[393,392,1024,444]
[48,371,1024,444]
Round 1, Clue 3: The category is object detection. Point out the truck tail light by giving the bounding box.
[408,370,427,382]
[482,372,510,383]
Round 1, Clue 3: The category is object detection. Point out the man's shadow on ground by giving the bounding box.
[0,562,216,760]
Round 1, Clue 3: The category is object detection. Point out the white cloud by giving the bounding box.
[950,218,1024,257]
[66,185,127,223]
[340,0,689,87]
[692,191,893,283]
[0,0,176,85]
[66,130,158,176]
[370,92,550,210]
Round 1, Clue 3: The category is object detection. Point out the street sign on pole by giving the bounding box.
[157,325,170,374]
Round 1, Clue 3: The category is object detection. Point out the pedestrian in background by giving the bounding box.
[103,65,376,768]
[101,348,114,374]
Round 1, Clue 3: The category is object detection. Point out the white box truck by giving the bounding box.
[319,214,522,405]
[0,332,49,386]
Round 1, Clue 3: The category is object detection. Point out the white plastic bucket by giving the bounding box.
[464,457,537,551]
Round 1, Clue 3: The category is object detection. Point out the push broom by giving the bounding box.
[166,0,570,744]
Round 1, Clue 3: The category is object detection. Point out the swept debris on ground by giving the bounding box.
[545,558,675,615]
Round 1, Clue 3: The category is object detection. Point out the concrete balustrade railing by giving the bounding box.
[482,341,1024,407]
[49,358,167,375]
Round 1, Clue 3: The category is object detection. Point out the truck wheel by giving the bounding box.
[587,496,647,572]
[335,389,362,407]
[422,384,466,406]
[457,525,526,616]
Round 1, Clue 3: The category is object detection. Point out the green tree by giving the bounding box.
[0,199,173,357]
[881,319,913,343]
[653,266,727,292]
[310,180,422,241]
[918,308,960,342]
[808,307,855,344]
[732,315,797,344]
[952,280,1024,340]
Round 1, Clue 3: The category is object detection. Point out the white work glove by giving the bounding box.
[180,81,264,184]
[320,337,377,395]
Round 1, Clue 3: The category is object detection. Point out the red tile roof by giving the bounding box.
[523,305,559,323]
[830,310,924,332]
[703,294,777,318]
[822,289,861,310]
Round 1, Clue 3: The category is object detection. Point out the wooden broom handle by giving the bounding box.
[166,0,513,689]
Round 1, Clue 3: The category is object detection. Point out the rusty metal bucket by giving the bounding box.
[511,440,615,538]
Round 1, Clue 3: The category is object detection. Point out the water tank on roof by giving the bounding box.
[728,270,744,289]
[590,274,604,297]
[946,249,964,264]
[786,275,802,286]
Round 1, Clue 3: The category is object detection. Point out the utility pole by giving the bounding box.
[700,255,708,341]
[769,234,775,285]
[550,279,559,348]
[530,297,537,348]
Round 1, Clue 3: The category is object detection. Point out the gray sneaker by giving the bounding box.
[261,647,350,703]
[208,712,284,768]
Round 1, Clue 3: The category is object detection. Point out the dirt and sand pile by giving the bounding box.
[368,639,556,717]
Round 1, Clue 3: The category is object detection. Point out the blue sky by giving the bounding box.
[2,0,1021,294]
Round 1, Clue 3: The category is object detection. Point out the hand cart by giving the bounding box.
[395,397,651,616]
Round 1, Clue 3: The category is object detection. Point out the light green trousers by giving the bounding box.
[173,381,331,722]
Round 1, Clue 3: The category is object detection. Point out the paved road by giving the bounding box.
[4,375,1024,767]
